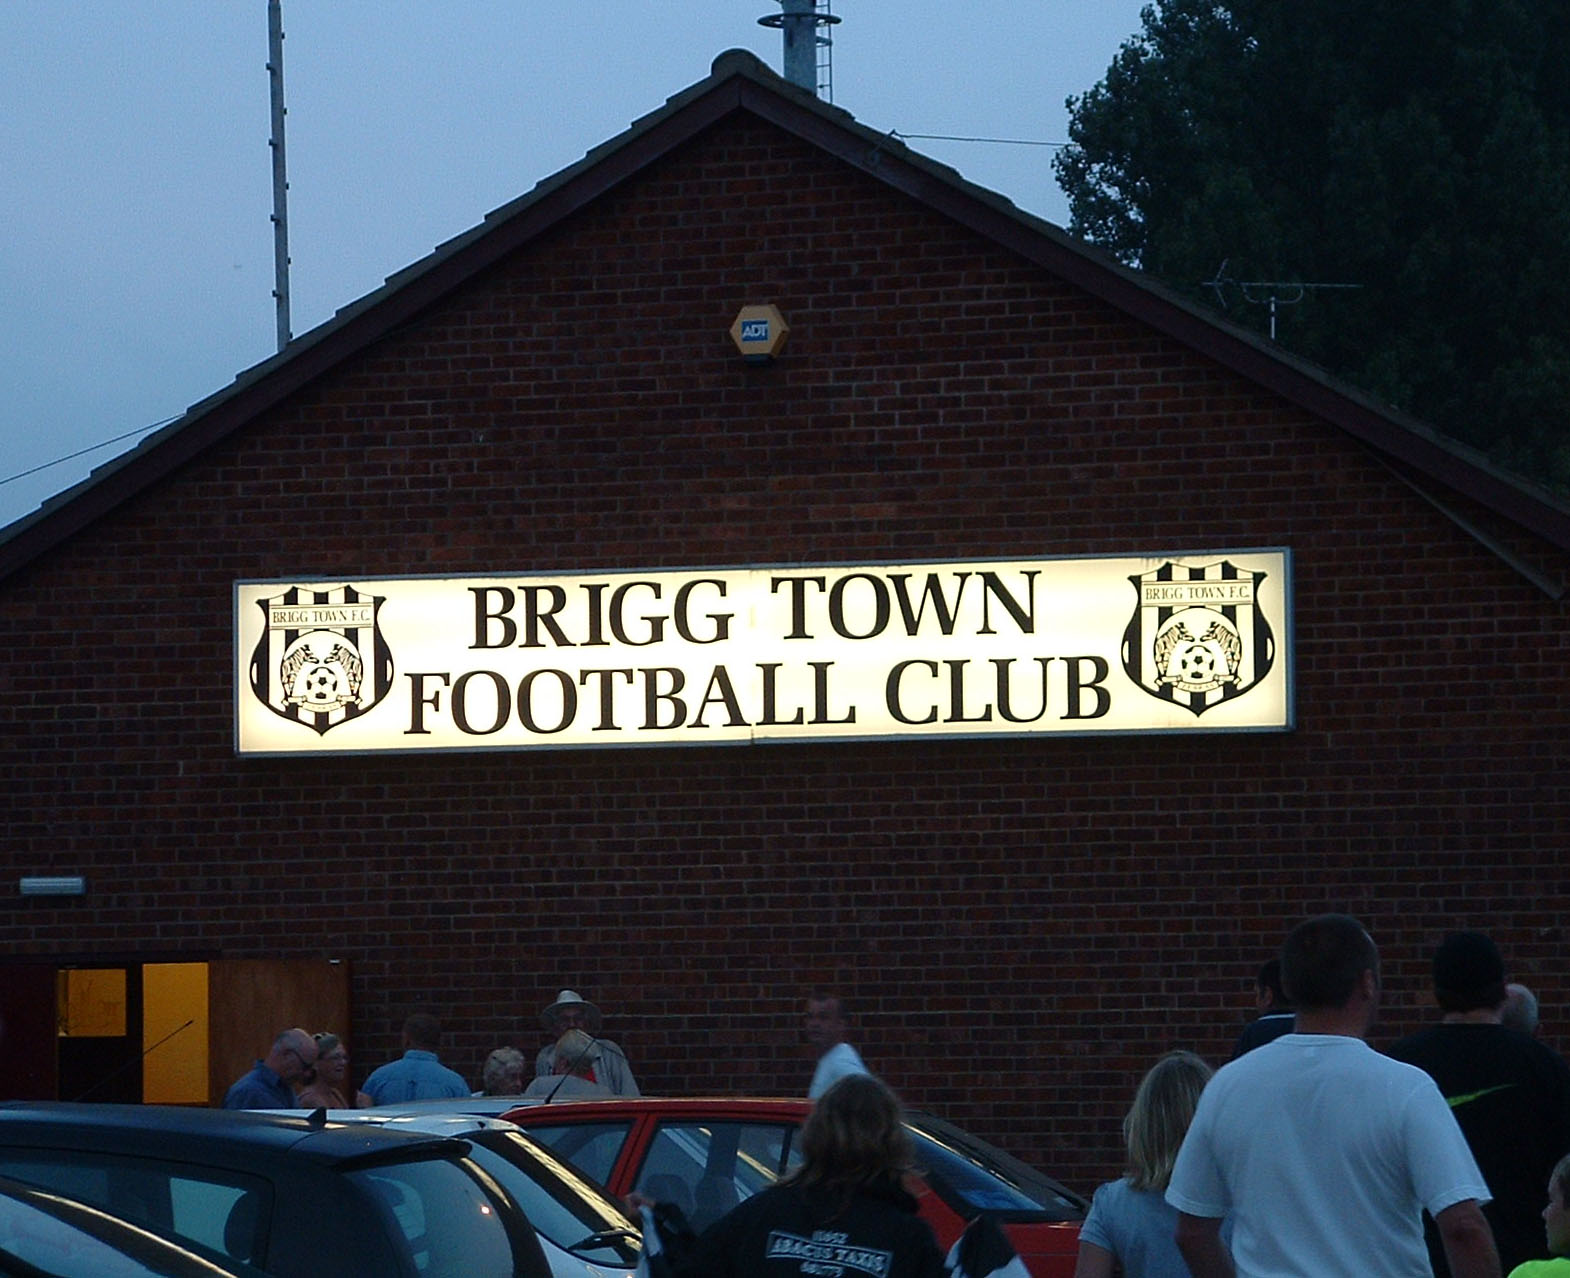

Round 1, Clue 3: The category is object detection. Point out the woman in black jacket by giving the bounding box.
[676,1073,947,1277]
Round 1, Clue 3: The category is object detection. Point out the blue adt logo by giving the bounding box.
[740,319,770,342]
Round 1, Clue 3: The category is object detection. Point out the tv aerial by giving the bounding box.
[1203,259,1361,340]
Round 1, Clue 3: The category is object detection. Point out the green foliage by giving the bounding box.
[1055,0,1570,489]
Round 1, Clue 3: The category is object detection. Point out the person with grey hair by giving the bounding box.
[479,1046,526,1096]
[533,990,639,1096]
[523,1028,613,1100]
[1504,983,1541,1036]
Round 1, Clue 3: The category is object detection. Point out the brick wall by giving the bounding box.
[3,114,1568,1192]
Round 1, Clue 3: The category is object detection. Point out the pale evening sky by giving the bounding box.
[0,3,1148,529]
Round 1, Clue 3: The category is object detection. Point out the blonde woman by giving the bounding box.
[1074,1050,1215,1278]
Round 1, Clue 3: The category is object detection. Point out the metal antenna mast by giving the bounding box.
[1203,259,1361,341]
[267,0,292,352]
[815,0,835,102]
[758,0,840,99]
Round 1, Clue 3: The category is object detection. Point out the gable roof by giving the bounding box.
[4,48,1568,589]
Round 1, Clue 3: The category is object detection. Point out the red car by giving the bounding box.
[502,1097,1086,1277]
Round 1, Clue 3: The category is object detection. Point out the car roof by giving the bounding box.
[0,1102,472,1167]
[506,1096,812,1120]
[294,1109,519,1138]
[332,1096,537,1118]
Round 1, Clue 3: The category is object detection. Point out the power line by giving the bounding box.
[893,130,1068,149]
[0,416,178,489]
[3,124,1065,499]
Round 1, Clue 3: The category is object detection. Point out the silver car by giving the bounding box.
[307,1110,639,1278]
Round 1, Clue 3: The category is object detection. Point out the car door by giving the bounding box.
[518,1117,645,1193]
[626,1117,804,1233]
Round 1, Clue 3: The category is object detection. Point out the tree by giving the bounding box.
[1054,0,1570,487]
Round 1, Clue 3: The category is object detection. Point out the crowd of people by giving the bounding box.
[222,985,863,1115]
[1078,919,1570,1278]
[220,923,1570,1278]
[221,988,644,1113]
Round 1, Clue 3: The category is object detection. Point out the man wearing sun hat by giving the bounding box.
[533,989,640,1096]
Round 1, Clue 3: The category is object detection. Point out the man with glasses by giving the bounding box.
[222,1027,317,1109]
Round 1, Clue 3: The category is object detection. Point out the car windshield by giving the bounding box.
[462,1131,640,1266]
[906,1116,1086,1221]
[346,1156,519,1278]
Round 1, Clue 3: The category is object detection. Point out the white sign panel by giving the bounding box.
[235,550,1292,754]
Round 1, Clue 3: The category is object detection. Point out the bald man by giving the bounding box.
[222,1027,316,1109]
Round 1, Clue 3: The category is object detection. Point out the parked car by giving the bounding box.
[0,1102,551,1277]
[501,1097,1087,1277]
[0,1171,267,1277]
[297,1109,640,1277]
[307,1095,538,1119]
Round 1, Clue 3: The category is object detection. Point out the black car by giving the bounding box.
[0,1103,550,1277]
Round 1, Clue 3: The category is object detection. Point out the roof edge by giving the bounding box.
[4,47,1569,582]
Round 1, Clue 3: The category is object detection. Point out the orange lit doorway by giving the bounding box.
[0,959,348,1105]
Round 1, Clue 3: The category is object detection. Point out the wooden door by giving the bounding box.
[207,959,350,1107]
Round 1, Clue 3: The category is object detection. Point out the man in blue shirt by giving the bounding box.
[222,1027,317,1108]
[362,1012,469,1103]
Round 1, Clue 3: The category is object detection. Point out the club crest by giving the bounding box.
[1121,561,1274,716]
[248,584,393,735]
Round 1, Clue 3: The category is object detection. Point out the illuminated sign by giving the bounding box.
[235,550,1292,754]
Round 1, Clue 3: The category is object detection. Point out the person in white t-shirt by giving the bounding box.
[806,993,870,1099]
[1167,913,1499,1278]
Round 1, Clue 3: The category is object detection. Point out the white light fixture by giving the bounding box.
[19,876,86,897]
